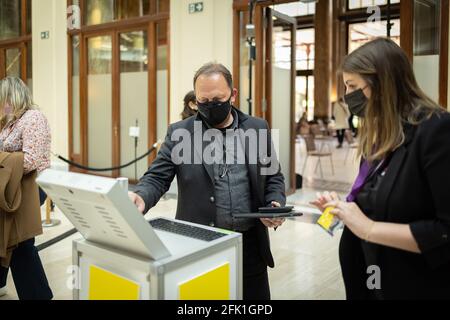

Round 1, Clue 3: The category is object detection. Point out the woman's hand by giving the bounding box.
[310,191,340,212]
[324,200,373,240]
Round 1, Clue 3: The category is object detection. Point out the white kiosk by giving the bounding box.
[37,170,243,300]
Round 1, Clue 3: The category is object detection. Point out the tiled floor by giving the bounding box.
[1,138,359,300]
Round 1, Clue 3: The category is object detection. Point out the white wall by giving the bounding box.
[32,0,69,169]
[170,0,233,124]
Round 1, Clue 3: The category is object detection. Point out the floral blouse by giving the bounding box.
[0,109,51,174]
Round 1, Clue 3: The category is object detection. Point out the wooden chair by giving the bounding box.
[310,124,333,153]
[302,135,335,179]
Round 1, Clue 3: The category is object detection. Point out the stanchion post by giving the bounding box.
[42,197,61,228]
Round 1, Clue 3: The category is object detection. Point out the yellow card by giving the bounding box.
[317,207,336,231]
[89,265,140,300]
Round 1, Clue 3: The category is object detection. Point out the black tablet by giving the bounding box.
[233,211,303,219]
[258,206,295,214]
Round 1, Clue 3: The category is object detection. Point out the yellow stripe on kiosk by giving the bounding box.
[89,265,140,300]
[179,263,230,300]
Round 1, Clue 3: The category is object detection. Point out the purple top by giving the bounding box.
[347,157,390,202]
[346,160,371,202]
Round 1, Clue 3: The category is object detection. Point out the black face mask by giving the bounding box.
[344,88,368,117]
[197,97,232,127]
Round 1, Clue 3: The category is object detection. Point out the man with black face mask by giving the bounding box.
[128,63,286,300]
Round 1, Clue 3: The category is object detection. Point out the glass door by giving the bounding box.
[233,4,297,191]
[85,33,115,177]
[266,8,297,192]
[69,1,170,181]
[402,0,449,107]
[0,45,26,80]
[412,0,441,104]
[78,23,162,180]
[5,47,22,77]
[119,29,149,180]
[0,0,32,84]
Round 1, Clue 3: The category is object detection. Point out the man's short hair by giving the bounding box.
[193,62,233,90]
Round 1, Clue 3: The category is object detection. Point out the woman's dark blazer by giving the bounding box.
[340,111,450,300]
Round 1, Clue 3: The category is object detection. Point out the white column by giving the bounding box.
[32,0,69,169]
[170,0,233,124]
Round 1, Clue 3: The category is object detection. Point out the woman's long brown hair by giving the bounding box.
[341,37,443,162]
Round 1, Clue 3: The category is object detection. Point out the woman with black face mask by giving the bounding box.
[311,38,450,300]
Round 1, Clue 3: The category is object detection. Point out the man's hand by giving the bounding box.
[128,192,146,214]
[260,201,286,229]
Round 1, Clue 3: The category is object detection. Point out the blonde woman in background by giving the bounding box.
[0,77,53,300]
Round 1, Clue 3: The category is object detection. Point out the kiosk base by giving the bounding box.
[72,218,243,300]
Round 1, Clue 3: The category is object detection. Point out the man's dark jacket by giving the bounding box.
[135,108,286,268]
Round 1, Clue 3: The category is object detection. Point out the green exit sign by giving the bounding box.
[41,31,50,39]
[189,2,204,14]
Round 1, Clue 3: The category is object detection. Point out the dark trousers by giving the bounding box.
[0,238,53,300]
[39,187,47,206]
[242,228,271,300]
[339,227,378,300]
[336,129,345,145]
[348,115,358,137]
